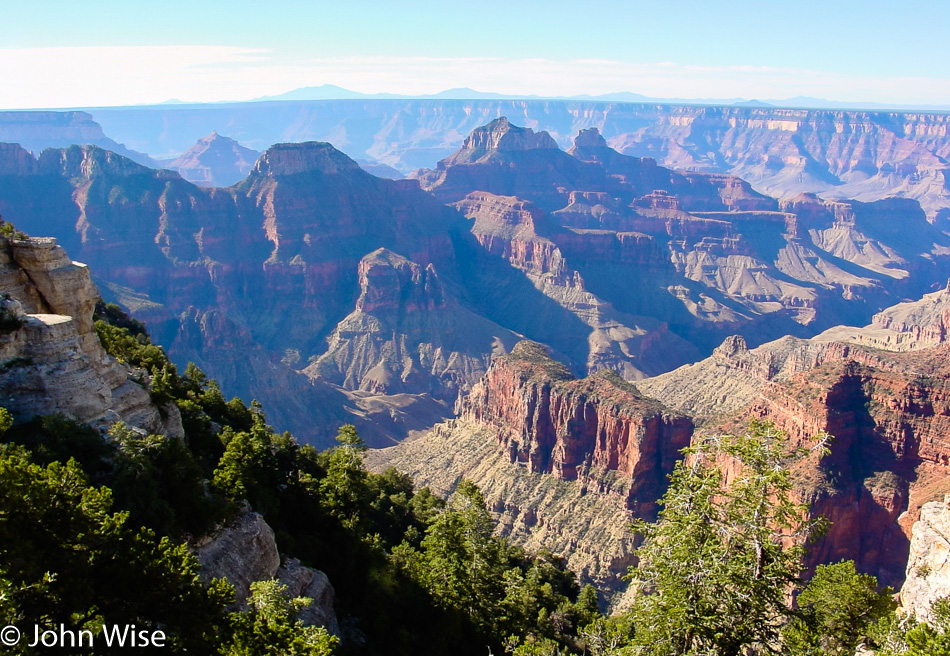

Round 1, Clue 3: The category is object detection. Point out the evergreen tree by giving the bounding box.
[627,420,825,656]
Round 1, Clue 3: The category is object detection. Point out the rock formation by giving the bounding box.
[78,101,950,220]
[371,341,692,592]
[160,132,261,187]
[305,247,520,401]
[901,497,950,621]
[194,510,340,633]
[0,234,179,436]
[639,287,950,588]
[2,120,949,449]
[0,110,156,166]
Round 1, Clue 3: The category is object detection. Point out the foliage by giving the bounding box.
[394,481,593,654]
[872,596,950,656]
[626,420,824,656]
[0,407,11,436]
[93,301,149,338]
[783,560,896,655]
[0,445,232,654]
[221,580,338,656]
[12,305,607,655]
[108,422,226,537]
[0,216,27,240]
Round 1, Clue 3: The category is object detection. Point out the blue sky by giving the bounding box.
[2,0,949,108]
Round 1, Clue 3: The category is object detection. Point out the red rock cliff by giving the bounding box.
[459,341,693,516]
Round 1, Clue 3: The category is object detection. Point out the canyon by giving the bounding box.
[63,100,950,224]
[4,108,950,607]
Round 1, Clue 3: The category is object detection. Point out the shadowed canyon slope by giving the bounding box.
[376,287,950,598]
[2,116,950,446]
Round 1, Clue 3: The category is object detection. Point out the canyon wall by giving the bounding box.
[371,341,692,593]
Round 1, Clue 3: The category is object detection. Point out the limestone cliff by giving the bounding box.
[901,497,950,621]
[0,235,179,436]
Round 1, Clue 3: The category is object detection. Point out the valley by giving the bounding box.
[3,105,950,637]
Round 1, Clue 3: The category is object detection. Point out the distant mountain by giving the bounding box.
[160,131,261,186]
[253,84,408,102]
[244,85,950,111]
[733,99,774,107]
[354,159,404,179]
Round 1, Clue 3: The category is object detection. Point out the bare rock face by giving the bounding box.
[901,497,950,621]
[195,511,281,606]
[371,419,642,594]
[414,118,605,210]
[306,247,520,401]
[278,559,341,635]
[0,110,156,166]
[0,235,176,435]
[0,141,464,446]
[373,341,692,594]
[195,511,340,633]
[82,101,950,219]
[640,289,950,589]
[455,191,702,378]
[4,121,950,451]
[459,341,693,513]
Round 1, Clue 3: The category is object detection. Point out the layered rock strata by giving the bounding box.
[640,287,950,588]
[371,341,693,593]
[3,120,950,446]
[0,235,179,435]
[83,101,950,220]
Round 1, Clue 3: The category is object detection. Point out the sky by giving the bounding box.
[2,0,949,109]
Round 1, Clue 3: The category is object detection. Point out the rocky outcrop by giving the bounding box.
[901,497,950,621]
[459,341,693,513]
[0,110,155,166]
[306,248,520,400]
[372,341,692,594]
[370,420,642,595]
[0,235,178,436]
[640,288,950,589]
[455,191,702,377]
[414,118,604,211]
[195,511,339,633]
[195,511,281,606]
[4,121,950,448]
[0,141,465,445]
[161,132,261,187]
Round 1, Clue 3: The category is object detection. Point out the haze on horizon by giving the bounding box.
[3,0,949,110]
